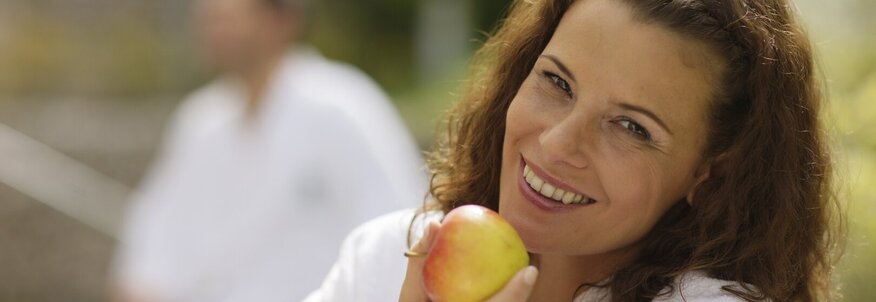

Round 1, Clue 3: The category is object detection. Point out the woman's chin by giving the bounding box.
[501,194,572,253]
[520,238,574,256]
[513,223,556,254]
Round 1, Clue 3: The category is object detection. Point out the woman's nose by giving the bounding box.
[538,115,591,169]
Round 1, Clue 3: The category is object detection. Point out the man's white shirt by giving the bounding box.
[113,48,426,302]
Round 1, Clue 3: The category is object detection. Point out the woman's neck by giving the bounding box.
[528,248,639,301]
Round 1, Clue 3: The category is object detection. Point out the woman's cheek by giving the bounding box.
[507,94,548,135]
[598,147,657,206]
[505,99,528,137]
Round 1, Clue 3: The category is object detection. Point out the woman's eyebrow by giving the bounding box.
[615,101,674,135]
[540,54,577,83]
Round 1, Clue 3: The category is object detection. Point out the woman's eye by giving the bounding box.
[616,118,651,141]
[544,72,572,97]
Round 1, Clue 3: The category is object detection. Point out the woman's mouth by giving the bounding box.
[522,164,596,205]
[517,158,597,211]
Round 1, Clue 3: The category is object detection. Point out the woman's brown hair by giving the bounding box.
[423,0,844,301]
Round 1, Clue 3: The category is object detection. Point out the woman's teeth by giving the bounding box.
[523,165,595,205]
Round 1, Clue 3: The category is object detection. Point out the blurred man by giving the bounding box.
[111,0,426,301]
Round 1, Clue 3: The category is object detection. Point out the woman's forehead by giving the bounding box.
[543,0,723,131]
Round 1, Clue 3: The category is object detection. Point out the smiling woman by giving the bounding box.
[502,0,722,262]
[305,0,843,301]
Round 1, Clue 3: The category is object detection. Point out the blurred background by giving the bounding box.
[0,0,872,301]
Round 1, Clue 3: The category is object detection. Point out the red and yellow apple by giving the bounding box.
[423,205,529,302]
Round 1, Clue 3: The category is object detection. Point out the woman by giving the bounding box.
[305,0,843,301]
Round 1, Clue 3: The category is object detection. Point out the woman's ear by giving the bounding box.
[686,165,711,205]
[685,154,727,205]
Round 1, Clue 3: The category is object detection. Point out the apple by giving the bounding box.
[423,205,530,302]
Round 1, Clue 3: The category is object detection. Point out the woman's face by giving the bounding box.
[499,0,723,256]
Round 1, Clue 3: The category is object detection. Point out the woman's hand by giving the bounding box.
[398,221,539,302]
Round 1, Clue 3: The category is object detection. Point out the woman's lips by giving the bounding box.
[517,157,595,212]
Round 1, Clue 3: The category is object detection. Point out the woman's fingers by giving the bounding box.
[398,221,441,302]
[484,266,539,302]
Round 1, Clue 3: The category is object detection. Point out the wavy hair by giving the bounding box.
[423,0,844,301]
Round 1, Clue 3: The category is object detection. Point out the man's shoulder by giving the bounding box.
[289,49,379,91]
[282,49,390,110]
[176,79,237,115]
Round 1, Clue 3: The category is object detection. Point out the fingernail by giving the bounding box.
[523,266,538,286]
